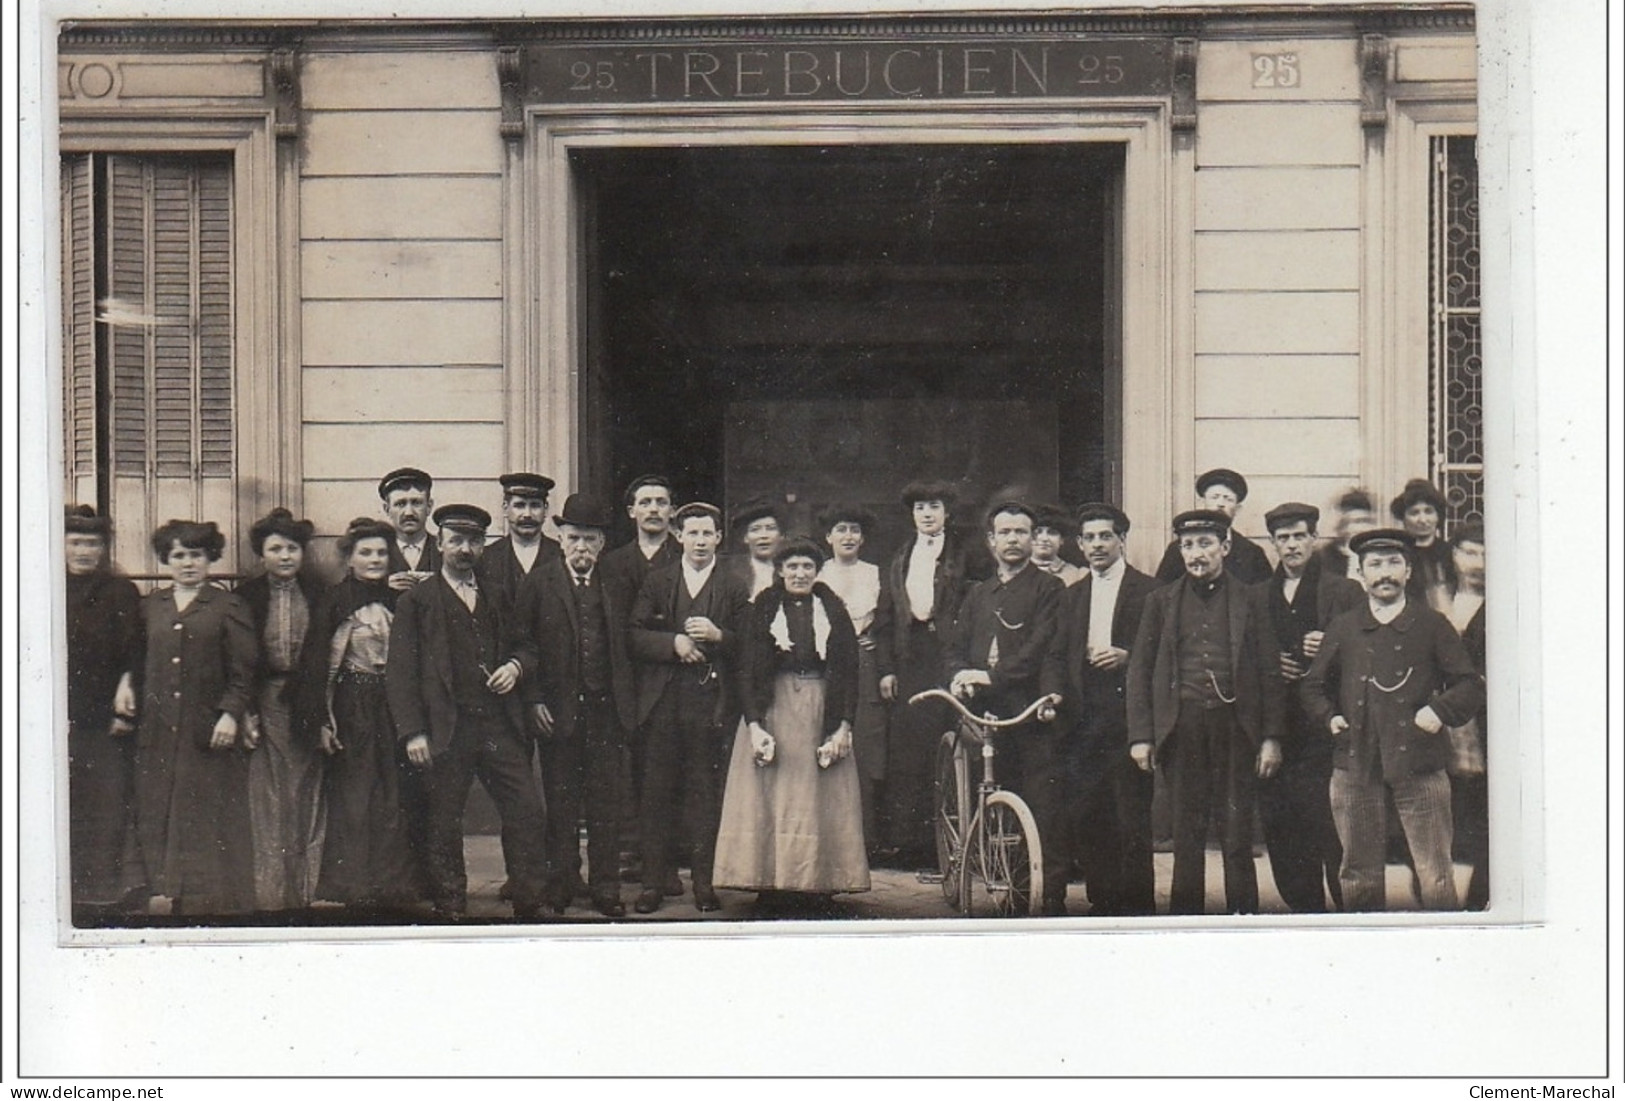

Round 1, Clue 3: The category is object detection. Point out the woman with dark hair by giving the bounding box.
[1390,478,1457,611]
[63,505,144,914]
[713,536,870,915]
[301,517,418,912]
[237,508,325,911]
[134,519,258,917]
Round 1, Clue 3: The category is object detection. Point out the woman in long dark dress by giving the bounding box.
[237,508,325,912]
[302,518,418,912]
[713,536,870,914]
[133,519,258,918]
[63,505,144,913]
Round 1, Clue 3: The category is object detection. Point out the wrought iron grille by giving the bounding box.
[1428,134,1483,529]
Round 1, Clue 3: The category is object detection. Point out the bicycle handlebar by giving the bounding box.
[907,688,1062,729]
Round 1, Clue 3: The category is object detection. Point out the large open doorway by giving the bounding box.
[575,142,1121,555]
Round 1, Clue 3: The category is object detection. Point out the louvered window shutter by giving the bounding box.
[61,153,235,571]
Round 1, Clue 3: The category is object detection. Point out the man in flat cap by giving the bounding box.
[377,467,439,589]
[1030,504,1085,587]
[880,479,981,869]
[1256,502,1363,912]
[1154,468,1273,585]
[386,503,548,920]
[514,494,635,918]
[477,472,561,614]
[945,500,1066,914]
[628,502,752,913]
[1301,528,1483,911]
[1041,502,1159,915]
[1128,509,1285,914]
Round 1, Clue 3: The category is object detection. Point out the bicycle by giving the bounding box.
[909,688,1061,917]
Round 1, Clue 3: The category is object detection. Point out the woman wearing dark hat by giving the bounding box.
[63,505,144,913]
[1390,478,1456,612]
[815,503,894,856]
[299,517,419,912]
[712,536,870,915]
[237,508,325,911]
[133,519,258,916]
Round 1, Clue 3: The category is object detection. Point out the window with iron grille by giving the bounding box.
[1428,134,1482,530]
[61,152,235,569]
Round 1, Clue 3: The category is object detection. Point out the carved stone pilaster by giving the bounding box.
[1360,33,1389,130]
[498,45,525,142]
[271,46,300,141]
[1170,36,1198,133]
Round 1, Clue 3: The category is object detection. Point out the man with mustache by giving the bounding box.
[377,467,440,590]
[1127,509,1285,914]
[387,503,547,921]
[1153,468,1273,586]
[478,472,561,612]
[1301,528,1484,911]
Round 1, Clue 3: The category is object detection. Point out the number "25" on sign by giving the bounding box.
[1252,52,1301,88]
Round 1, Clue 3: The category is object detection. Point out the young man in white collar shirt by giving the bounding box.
[477,472,561,613]
[386,503,547,921]
[945,501,1065,914]
[1041,502,1159,915]
[628,502,751,913]
[378,467,439,589]
[1256,502,1364,913]
[1300,528,1484,911]
[1127,509,1286,914]
[878,479,980,870]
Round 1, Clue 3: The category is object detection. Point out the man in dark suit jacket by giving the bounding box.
[477,472,561,613]
[1128,509,1286,915]
[378,467,441,587]
[628,502,751,913]
[1153,468,1273,585]
[945,501,1065,914]
[1258,502,1364,912]
[1040,502,1159,916]
[1301,528,1484,911]
[880,479,983,868]
[386,503,547,921]
[514,494,635,918]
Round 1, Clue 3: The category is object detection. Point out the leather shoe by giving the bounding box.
[594,895,626,919]
[693,885,721,912]
[663,872,684,897]
[634,888,663,914]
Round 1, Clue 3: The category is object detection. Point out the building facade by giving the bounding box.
[55,7,1480,573]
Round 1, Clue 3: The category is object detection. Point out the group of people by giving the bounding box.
[62,462,1488,923]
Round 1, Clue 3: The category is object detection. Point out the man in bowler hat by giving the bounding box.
[386,503,548,920]
[514,494,636,917]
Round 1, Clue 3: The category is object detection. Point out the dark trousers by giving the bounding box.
[1113,751,1156,915]
[1259,728,1343,912]
[1161,702,1259,915]
[996,721,1071,912]
[68,719,140,907]
[881,621,948,862]
[539,693,622,902]
[1452,772,1489,910]
[423,713,546,914]
[639,676,727,891]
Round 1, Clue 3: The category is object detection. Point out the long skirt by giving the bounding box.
[317,675,418,906]
[248,676,327,910]
[713,673,871,894]
[133,722,254,916]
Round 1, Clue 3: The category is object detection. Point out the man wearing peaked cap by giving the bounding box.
[1127,507,1286,914]
[377,467,439,587]
[1154,468,1273,585]
[1255,501,1364,912]
[512,493,637,918]
[1301,525,1483,912]
[478,472,562,616]
[387,499,549,920]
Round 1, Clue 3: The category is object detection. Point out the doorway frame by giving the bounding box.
[508,102,1187,563]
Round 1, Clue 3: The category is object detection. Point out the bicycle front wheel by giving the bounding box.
[970,791,1045,918]
[933,732,970,912]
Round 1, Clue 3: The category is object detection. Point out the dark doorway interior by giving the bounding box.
[576,142,1120,557]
